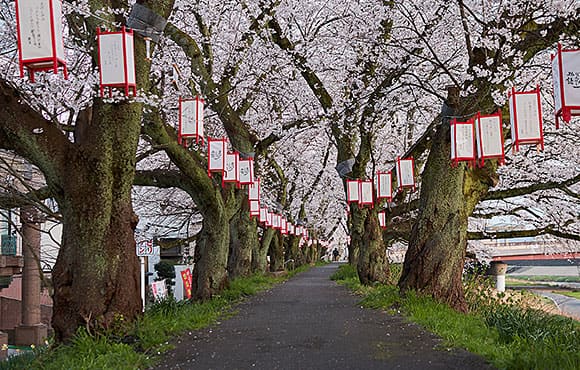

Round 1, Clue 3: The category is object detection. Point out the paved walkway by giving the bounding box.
[533,290,580,320]
[153,264,493,370]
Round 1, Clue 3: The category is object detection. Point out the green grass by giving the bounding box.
[508,275,580,283]
[557,290,580,299]
[331,264,580,370]
[3,268,310,370]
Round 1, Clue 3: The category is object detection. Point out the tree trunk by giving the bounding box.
[285,235,304,268]
[193,206,230,300]
[228,198,257,278]
[52,99,144,341]
[353,207,389,285]
[268,232,284,272]
[253,228,273,273]
[398,100,493,311]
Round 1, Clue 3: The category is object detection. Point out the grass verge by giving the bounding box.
[1,265,311,370]
[556,290,580,300]
[331,264,580,370]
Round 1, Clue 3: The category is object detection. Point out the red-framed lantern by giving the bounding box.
[359,180,374,207]
[248,178,260,201]
[377,171,392,201]
[238,158,254,185]
[272,214,280,229]
[508,87,544,152]
[295,225,302,236]
[346,179,360,203]
[475,111,505,167]
[15,0,68,82]
[266,212,273,227]
[396,157,416,191]
[207,137,227,177]
[249,200,260,218]
[302,228,309,240]
[450,118,476,167]
[288,223,294,236]
[259,207,268,224]
[178,96,204,146]
[551,43,580,128]
[378,211,386,229]
[97,27,136,97]
[223,151,239,186]
[281,217,288,235]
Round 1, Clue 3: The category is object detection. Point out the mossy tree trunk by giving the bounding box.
[268,232,284,272]
[355,207,389,285]
[0,1,175,342]
[398,98,494,311]
[228,194,257,278]
[253,228,274,273]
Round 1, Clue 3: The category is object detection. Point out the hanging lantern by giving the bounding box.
[475,111,505,167]
[97,27,136,97]
[450,118,476,167]
[508,87,544,152]
[288,223,294,236]
[303,228,308,240]
[266,212,273,227]
[376,171,392,201]
[248,178,260,201]
[552,43,580,128]
[396,157,416,191]
[272,214,281,229]
[15,0,68,82]
[378,211,386,229]
[238,158,254,185]
[346,179,360,203]
[207,137,227,177]
[359,180,374,207]
[295,225,302,236]
[249,200,260,218]
[178,96,204,146]
[259,207,268,224]
[223,152,239,186]
[281,217,288,235]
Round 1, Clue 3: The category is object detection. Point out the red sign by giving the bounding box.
[181,268,192,299]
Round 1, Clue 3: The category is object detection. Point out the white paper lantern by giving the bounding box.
[475,111,505,167]
[288,223,294,235]
[396,157,416,191]
[178,96,204,145]
[450,118,476,167]
[377,171,392,201]
[259,207,268,224]
[378,211,386,229]
[281,217,287,235]
[295,225,302,236]
[248,179,260,201]
[207,137,227,176]
[508,87,544,152]
[552,43,580,128]
[249,200,260,217]
[346,180,360,203]
[238,158,254,185]
[15,0,67,81]
[97,27,136,97]
[223,152,239,186]
[359,180,374,207]
[266,212,273,227]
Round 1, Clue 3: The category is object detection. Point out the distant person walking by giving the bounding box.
[332,248,339,262]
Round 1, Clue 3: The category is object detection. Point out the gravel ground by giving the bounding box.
[152,263,494,370]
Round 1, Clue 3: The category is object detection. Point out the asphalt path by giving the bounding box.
[533,290,580,320]
[153,264,493,370]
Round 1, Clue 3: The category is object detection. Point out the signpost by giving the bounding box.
[136,239,159,310]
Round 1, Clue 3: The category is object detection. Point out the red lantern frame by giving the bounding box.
[346,179,360,204]
[376,171,392,202]
[97,27,136,97]
[178,96,204,146]
[508,87,544,152]
[207,137,227,177]
[450,118,476,167]
[396,157,416,192]
[359,180,374,207]
[551,43,580,128]
[378,211,386,229]
[475,111,505,167]
[15,0,68,82]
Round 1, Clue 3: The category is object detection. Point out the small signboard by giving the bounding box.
[136,240,159,257]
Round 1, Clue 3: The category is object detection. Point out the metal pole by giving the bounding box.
[140,257,146,311]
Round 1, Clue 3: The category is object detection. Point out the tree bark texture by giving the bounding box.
[228,196,257,278]
[268,232,284,272]
[352,207,389,285]
[253,228,274,273]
